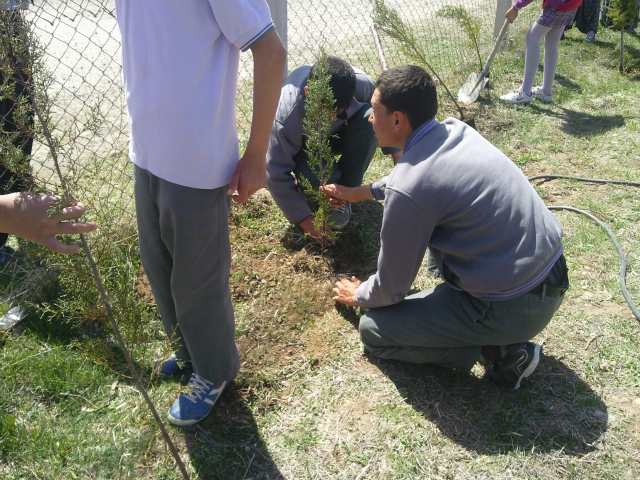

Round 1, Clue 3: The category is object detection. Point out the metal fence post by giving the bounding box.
[266,0,288,74]
[494,0,512,51]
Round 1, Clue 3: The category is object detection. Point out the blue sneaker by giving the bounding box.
[167,373,227,426]
[154,354,192,377]
[329,202,351,230]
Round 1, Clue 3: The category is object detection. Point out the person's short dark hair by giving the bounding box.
[309,56,356,111]
[375,65,438,130]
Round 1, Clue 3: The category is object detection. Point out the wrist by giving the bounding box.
[352,283,361,306]
[299,215,314,231]
[241,142,268,160]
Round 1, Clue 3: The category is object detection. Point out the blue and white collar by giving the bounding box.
[403,118,438,154]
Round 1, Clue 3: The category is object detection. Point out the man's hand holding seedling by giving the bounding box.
[320,183,373,207]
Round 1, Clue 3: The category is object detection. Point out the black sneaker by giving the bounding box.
[0,246,14,268]
[489,342,542,390]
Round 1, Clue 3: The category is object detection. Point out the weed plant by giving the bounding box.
[0,11,188,477]
[436,6,483,71]
[608,0,638,71]
[0,9,169,376]
[372,0,467,122]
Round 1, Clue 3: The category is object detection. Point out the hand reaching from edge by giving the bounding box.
[0,192,98,254]
[320,183,373,207]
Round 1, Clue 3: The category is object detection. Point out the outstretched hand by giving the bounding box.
[320,184,352,207]
[0,192,98,254]
[320,183,373,206]
[332,276,362,307]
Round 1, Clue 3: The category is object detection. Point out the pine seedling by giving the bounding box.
[609,0,637,72]
[299,54,338,251]
[372,0,466,122]
[0,12,190,479]
[436,6,483,72]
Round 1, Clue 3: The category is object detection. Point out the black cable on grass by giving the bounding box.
[528,175,640,188]
[528,176,640,324]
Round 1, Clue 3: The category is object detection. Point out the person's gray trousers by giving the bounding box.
[360,255,568,373]
[134,165,240,383]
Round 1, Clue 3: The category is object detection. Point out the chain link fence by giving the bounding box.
[2,0,546,304]
[237,0,539,131]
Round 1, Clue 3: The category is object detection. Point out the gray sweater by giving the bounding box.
[356,118,563,308]
[266,65,376,225]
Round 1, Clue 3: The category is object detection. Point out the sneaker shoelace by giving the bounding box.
[514,89,530,99]
[183,374,215,404]
[332,203,347,213]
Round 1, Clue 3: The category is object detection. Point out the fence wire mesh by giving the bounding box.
[1,0,546,305]
[236,0,539,132]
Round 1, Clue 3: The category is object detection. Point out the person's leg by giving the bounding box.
[136,166,240,383]
[333,105,377,188]
[573,1,585,34]
[134,165,191,363]
[0,52,33,251]
[359,284,493,373]
[522,22,553,95]
[0,91,12,250]
[359,266,566,374]
[292,142,344,191]
[589,0,601,34]
[541,26,565,96]
[167,183,238,383]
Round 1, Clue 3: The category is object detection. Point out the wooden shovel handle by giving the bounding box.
[480,18,510,79]
[371,24,388,71]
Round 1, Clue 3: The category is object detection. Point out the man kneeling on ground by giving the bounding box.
[267,56,398,241]
[326,65,569,390]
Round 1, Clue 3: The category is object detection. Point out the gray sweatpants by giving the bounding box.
[360,255,568,373]
[134,165,240,383]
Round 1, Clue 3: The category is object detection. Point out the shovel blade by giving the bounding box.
[458,72,489,105]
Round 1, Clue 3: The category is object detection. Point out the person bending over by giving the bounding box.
[267,56,398,241]
[327,65,569,390]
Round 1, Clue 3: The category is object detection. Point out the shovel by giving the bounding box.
[458,18,510,105]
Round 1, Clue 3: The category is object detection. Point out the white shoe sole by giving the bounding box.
[500,97,533,104]
[167,408,213,427]
[513,343,541,390]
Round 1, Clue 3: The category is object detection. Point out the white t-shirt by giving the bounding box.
[114,0,274,189]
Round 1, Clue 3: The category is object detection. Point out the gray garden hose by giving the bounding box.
[528,175,640,323]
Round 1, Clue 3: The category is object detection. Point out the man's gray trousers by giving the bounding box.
[359,255,568,373]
